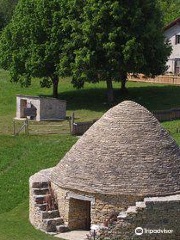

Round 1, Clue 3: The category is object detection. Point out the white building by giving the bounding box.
[164,17,180,75]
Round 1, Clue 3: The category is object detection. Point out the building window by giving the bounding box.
[175,60,180,74]
[175,35,180,44]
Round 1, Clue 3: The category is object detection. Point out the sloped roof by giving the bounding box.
[164,17,180,31]
[51,101,180,196]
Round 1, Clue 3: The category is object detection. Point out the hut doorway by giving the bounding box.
[20,99,27,118]
[68,198,91,230]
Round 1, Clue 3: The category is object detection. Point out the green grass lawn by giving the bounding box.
[0,201,56,240]
[1,68,180,134]
[1,69,180,240]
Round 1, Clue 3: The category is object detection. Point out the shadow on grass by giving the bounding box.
[40,83,180,113]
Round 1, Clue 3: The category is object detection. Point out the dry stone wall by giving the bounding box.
[29,168,53,229]
[93,195,180,240]
[51,184,143,228]
[30,170,180,238]
[51,183,70,225]
[29,168,66,234]
[90,194,143,225]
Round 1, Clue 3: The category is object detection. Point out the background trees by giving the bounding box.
[158,0,180,26]
[0,0,172,102]
[0,0,18,30]
[62,0,171,103]
[0,0,67,97]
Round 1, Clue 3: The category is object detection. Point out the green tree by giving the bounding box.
[0,0,18,30]
[158,0,180,26]
[61,0,171,103]
[0,0,66,98]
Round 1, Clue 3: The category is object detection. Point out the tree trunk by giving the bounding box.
[51,75,59,98]
[106,79,114,104]
[121,72,128,93]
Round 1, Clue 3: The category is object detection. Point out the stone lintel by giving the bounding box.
[66,192,95,205]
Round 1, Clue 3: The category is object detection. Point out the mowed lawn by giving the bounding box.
[1,68,180,240]
[1,68,180,134]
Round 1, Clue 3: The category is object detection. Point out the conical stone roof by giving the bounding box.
[51,101,180,196]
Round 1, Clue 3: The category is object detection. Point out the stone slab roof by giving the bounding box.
[51,101,180,196]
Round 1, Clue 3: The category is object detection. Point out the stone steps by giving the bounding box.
[42,210,60,219]
[31,179,68,234]
[136,201,146,209]
[35,203,48,211]
[126,206,137,214]
[42,217,64,232]
[32,181,49,189]
[56,224,69,233]
[33,187,49,195]
[34,195,46,204]
[118,200,147,220]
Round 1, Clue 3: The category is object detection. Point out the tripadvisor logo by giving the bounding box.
[135,227,173,236]
[135,227,143,236]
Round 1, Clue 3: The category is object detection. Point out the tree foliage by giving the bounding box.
[62,0,171,103]
[158,0,180,26]
[0,0,18,30]
[0,0,171,102]
[0,0,66,97]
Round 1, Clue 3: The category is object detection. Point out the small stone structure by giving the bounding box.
[16,95,66,121]
[29,101,180,238]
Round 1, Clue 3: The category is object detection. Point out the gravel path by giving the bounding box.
[55,230,89,240]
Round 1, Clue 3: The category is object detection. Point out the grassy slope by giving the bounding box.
[0,201,56,240]
[1,68,180,134]
[1,69,180,239]
[0,135,77,214]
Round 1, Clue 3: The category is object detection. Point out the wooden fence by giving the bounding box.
[71,109,180,135]
[71,120,97,136]
[129,74,180,85]
[13,118,71,135]
[13,108,180,136]
[153,108,180,122]
[13,113,97,136]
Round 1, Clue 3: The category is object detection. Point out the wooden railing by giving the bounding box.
[13,118,71,136]
[13,108,180,136]
[13,118,29,135]
[128,74,180,85]
[71,109,180,135]
[153,108,180,122]
[71,114,97,136]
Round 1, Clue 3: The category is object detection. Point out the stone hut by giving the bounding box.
[16,95,66,121]
[29,101,180,237]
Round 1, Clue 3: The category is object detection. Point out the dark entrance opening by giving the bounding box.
[24,103,37,120]
[20,99,27,118]
[68,198,91,230]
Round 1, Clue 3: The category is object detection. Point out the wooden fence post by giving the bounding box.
[71,112,75,135]
[13,119,16,136]
[24,119,26,134]
[24,118,29,135]
[26,118,29,135]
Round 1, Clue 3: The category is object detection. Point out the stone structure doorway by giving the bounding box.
[68,198,91,230]
[20,99,27,118]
